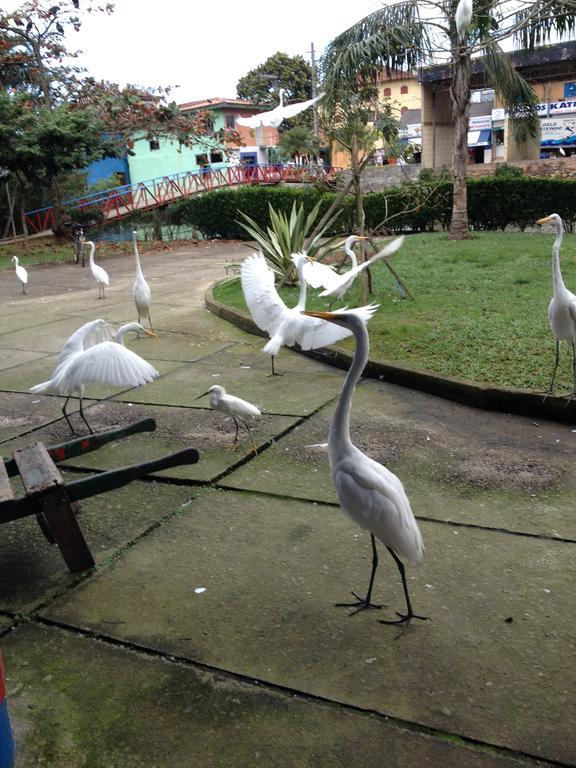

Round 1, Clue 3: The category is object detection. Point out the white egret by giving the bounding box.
[12,256,28,294]
[196,384,261,453]
[303,306,427,626]
[132,231,152,329]
[302,236,366,296]
[305,235,405,303]
[536,213,576,398]
[241,251,353,375]
[86,241,109,299]
[455,0,473,42]
[30,321,159,434]
[114,321,157,345]
[237,89,325,130]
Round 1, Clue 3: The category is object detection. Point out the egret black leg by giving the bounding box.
[544,341,560,400]
[336,534,383,614]
[378,546,429,626]
[78,396,93,434]
[241,418,258,454]
[62,396,76,435]
[231,417,240,449]
[148,311,153,331]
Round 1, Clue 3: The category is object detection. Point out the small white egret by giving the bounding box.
[303,306,427,626]
[12,256,28,294]
[114,321,157,345]
[86,241,109,299]
[305,235,405,303]
[241,251,353,375]
[195,384,261,453]
[536,213,576,398]
[455,0,473,42]
[302,236,366,296]
[30,321,159,434]
[237,89,325,130]
[132,231,152,330]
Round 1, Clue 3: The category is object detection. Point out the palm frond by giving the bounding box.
[483,42,539,139]
[515,1,576,49]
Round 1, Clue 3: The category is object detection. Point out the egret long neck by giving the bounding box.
[295,261,308,310]
[134,241,144,277]
[329,320,369,455]
[552,225,566,292]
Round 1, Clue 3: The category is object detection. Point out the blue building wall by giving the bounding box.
[85,156,130,187]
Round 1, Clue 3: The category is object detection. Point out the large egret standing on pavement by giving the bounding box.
[303,306,427,625]
[536,213,576,398]
[196,384,261,454]
[12,256,28,294]
[455,0,473,41]
[237,89,325,130]
[241,251,353,375]
[86,241,109,299]
[30,320,159,434]
[132,231,153,330]
[304,235,405,303]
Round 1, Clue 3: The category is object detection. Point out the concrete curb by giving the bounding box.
[205,283,576,425]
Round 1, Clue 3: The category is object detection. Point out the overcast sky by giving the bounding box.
[15,0,386,103]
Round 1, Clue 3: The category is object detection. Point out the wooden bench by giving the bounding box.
[0,419,199,573]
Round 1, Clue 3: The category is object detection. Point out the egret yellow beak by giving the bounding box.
[302,310,336,320]
[143,329,159,338]
[194,390,210,401]
[536,216,553,225]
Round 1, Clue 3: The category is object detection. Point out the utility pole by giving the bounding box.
[309,42,319,140]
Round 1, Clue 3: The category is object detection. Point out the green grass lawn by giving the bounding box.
[213,230,576,392]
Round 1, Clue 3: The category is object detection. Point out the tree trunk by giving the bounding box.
[153,208,164,241]
[351,133,370,304]
[449,46,472,240]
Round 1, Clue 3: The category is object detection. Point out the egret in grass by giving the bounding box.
[455,0,473,41]
[196,384,261,454]
[304,235,405,304]
[302,236,367,298]
[12,256,27,294]
[86,241,109,299]
[30,320,158,434]
[241,251,353,375]
[237,89,325,130]
[536,213,576,399]
[132,231,153,330]
[303,306,428,626]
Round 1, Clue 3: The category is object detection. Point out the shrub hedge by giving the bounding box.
[167,176,576,238]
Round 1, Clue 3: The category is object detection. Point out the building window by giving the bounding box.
[195,153,209,167]
[149,139,160,151]
[225,114,235,129]
[210,151,223,163]
[401,106,408,115]
[383,87,391,97]
[400,85,409,94]
[204,116,215,133]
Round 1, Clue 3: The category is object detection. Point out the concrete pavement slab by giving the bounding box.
[223,378,576,540]
[41,489,576,765]
[3,623,530,768]
[0,348,51,373]
[0,400,299,482]
[0,472,194,614]
[0,392,66,444]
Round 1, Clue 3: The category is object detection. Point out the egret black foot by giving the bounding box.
[335,591,383,615]
[379,611,430,625]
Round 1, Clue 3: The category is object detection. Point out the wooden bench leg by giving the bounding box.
[37,487,95,573]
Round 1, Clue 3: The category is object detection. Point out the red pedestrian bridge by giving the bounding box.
[24,164,342,236]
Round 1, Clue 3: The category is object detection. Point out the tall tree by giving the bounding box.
[321,0,576,240]
[278,125,320,164]
[236,52,315,129]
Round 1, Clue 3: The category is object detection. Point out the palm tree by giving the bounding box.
[278,126,320,165]
[321,0,576,240]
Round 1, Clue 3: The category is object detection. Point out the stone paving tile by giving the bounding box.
[222,378,576,540]
[0,392,65,444]
[117,358,343,416]
[0,472,194,614]
[196,342,351,376]
[0,400,299,482]
[0,349,51,372]
[41,489,576,766]
[3,623,530,768]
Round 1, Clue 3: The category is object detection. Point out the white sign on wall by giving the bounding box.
[541,115,576,141]
[469,115,492,130]
[492,101,576,121]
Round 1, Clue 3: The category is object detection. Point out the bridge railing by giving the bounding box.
[24,164,342,235]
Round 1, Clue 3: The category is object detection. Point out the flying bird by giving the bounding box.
[303,306,428,626]
[455,0,473,42]
[241,251,353,375]
[86,241,109,299]
[536,213,576,399]
[237,89,325,130]
[30,320,158,434]
[196,384,261,454]
[304,235,405,303]
[132,231,153,330]
[12,256,28,294]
